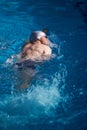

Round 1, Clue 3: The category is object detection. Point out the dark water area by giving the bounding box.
[0,0,87,130]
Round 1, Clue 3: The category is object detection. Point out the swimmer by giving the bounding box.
[19,30,53,62]
[14,30,55,93]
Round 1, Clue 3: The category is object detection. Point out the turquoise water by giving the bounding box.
[0,0,87,130]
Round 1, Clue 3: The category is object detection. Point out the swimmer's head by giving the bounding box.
[29,31,46,43]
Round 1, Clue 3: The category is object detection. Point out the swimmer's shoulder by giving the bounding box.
[21,40,32,51]
[21,40,32,58]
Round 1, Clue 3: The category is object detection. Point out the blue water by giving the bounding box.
[0,0,87,130]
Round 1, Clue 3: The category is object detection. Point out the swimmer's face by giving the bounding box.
[40,36,50,45]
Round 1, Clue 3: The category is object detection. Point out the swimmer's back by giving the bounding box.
[21,42,52,61]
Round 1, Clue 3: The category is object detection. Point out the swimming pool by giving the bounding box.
[0,0,87,130]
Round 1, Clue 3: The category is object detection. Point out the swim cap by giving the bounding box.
[30,31,46,43]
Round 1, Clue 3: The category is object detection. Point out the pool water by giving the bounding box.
[0,0,87,130]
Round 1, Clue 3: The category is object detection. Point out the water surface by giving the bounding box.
[0,0,87,130]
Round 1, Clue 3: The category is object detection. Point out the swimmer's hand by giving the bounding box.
[49,42,58,48]
[47,39,58,48]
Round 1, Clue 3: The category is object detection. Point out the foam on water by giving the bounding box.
[0,69,68,129]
